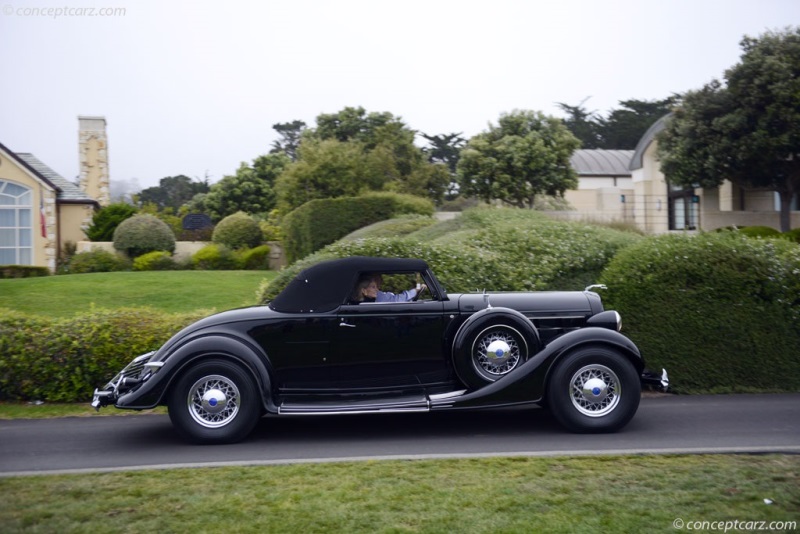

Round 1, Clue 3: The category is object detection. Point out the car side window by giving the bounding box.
[349,272,432,304]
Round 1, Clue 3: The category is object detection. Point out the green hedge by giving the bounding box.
[0,265,50,278]
[0,308,204,402]
[599,232,800,393]
[260,208,641,302]
[281,192,434,264]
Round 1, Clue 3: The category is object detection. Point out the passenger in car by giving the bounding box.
[350,275,378,303]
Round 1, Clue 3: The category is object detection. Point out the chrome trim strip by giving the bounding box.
[428,390,467,401]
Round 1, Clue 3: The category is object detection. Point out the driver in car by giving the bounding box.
[372,274,426,303]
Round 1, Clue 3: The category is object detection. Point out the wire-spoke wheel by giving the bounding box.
[471,326,525,381]
[168,360,261,444]
[568,364,621,417]
[187,374,241,429]
[547,346,640,433]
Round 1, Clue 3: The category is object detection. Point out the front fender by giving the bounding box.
[116,334,276,412]
[432,327,643,410]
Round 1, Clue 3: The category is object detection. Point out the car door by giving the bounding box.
[332,299,449,389]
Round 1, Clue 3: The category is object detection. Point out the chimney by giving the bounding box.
[78,116,110,207]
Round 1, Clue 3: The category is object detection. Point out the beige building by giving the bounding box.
[0,116,109,271]
[565,116,800,233]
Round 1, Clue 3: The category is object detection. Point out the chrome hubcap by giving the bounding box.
[569,364,620,417]
[474,327,524,378]
[187,374,240,428]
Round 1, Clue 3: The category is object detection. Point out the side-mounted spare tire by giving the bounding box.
[452,308,541,390]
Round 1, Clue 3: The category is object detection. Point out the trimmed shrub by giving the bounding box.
[782,228,800,244]
[67,249,130,274]
[340,215,437,241]
[0,308,204,402]
[738,225,781,239]
[0,265,50,278]
[85,202,138,242]
[599,232,800,393]
[281,192,434,264]
[192,244,240,270]
[113,214,176,258]
[212,211,263,250]
[132,250,176,271]
[259,208,641,302]
[237,245,271,270]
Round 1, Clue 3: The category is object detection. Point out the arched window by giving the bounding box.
[0,180,33,265]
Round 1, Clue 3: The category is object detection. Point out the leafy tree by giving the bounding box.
[556,98,599,148]
[421,132,467,199]
[269,120,306,161]
[457,110,580,208]
[596,97,677,149]
[275,139,385,212]
[658,28,800,231]
[136,175,209,211]
[276,107,450,211]
[85,202,138,241]
[202,153,290,221]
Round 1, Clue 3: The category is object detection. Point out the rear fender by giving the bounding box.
[432,327,642,410]
[116,334,276,412]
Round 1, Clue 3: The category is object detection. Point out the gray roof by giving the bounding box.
[570,149,634,176]
[629,114,671,171]
[14,152,95,203]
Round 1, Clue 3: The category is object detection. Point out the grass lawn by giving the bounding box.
[0,271,277,318]
[0,455,797,532]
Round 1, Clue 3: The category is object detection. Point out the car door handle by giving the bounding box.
[339,322,356,328]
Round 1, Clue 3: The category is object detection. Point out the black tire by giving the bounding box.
[168,359,261,444]
[453,312,539,389]
[546,346,640,433]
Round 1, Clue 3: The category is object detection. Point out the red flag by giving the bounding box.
[40,195,46,238]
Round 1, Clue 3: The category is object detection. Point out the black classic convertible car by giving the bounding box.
[93,256,668,444]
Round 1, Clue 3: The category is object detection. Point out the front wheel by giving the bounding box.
[168,359,261,444]
[546,346,640,433]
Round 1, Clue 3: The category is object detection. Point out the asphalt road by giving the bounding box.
[1,393,798,477]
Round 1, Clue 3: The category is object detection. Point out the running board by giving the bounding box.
[278,390,467,415]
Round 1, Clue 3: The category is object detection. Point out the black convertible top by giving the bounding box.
[269,256,430,313]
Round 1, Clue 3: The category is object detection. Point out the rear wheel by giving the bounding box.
[546,346,640,433]
[168,359,261,444]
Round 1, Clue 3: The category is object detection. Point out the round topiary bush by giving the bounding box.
[599,231,800,393]
[113,214,176,258]
[212,212,263,250]
[132,250,176,271]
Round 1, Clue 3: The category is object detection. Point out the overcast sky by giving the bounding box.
[1,0,798,193]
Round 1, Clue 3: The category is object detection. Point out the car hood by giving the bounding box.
[453,291,603,317]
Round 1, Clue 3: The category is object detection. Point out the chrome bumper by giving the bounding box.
[641,368,669,392]
[91,351,163,411]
